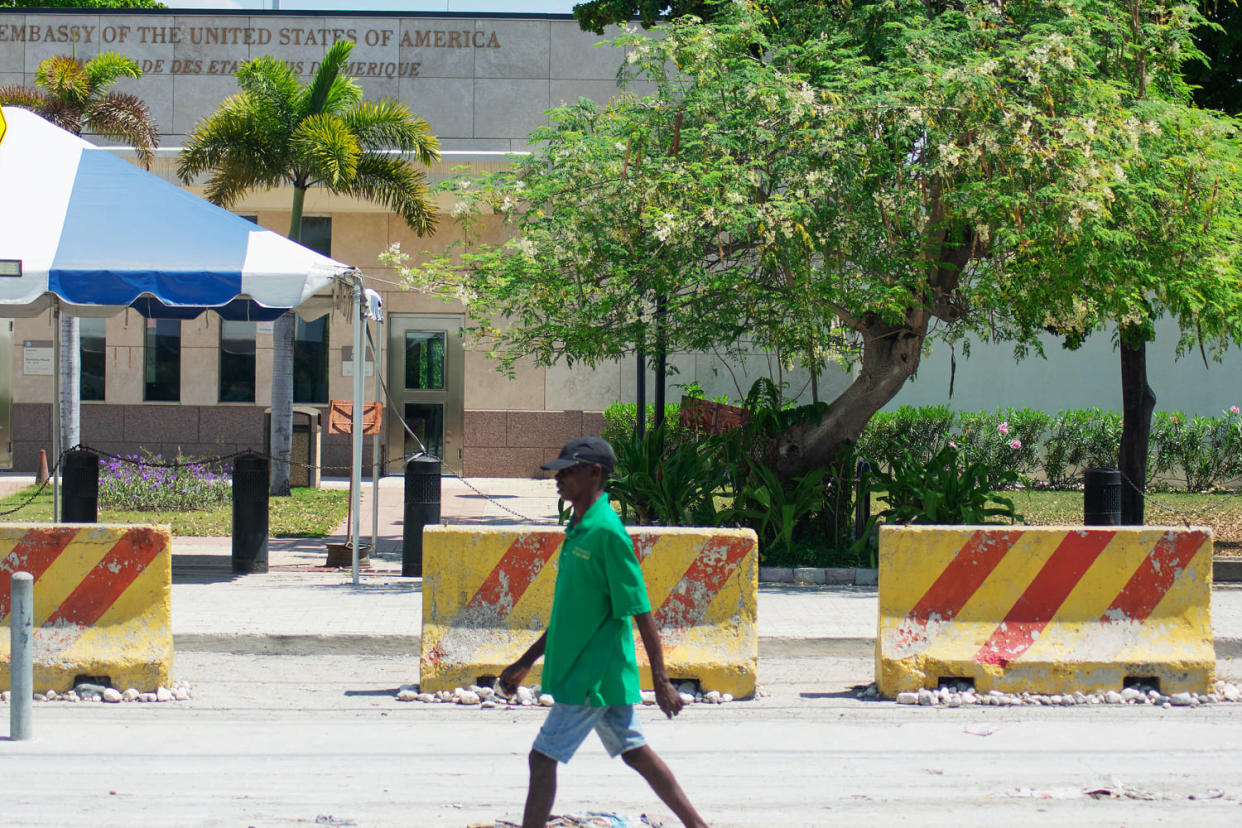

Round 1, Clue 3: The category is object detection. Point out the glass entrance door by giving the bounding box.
[387,314,463,470]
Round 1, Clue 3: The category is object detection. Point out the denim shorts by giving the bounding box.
[531,703,647,764]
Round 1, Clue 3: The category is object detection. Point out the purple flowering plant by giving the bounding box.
[98,450,230,512]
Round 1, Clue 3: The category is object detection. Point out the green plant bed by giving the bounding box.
[0,485,350,537]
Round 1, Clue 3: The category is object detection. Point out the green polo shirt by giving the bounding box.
[541,493,651,706]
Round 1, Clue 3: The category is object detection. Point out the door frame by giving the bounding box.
[385,313,464,472]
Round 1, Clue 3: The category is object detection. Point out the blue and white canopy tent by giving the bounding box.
[0,106,374,581]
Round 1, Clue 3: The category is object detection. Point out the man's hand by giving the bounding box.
[653,677,684,719]
[498,660,530,697]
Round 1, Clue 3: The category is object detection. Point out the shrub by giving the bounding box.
[869,446,1022,525]
[98,451,230,511]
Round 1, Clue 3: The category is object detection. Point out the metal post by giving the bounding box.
[51,302,60,523]
[232,452,270,574]
[370,316,383,556]
[60,448,98,523]
[10,572,34,741]
[403,455,441,577]
[1084,467,1122,526]
[350,276,365,586]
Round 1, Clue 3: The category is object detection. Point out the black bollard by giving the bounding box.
[1083,467,1122,526]
[232,452,269,574]
[854,460,872,541]
[404,454,442,577]
[61,448,99,523]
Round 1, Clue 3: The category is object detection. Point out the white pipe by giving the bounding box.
[350,275,365,586]
[10,571,34,741]
[370,316,383,555]
[51,302,60,523]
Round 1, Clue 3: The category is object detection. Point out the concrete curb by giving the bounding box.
[760,567,878,586]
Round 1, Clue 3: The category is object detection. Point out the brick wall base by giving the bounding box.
[463,409,606,478]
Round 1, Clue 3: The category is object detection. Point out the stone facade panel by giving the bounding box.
[463,409,507,448]
[474,19,549,80]
[506,409,583,449]
[462,446,544,478]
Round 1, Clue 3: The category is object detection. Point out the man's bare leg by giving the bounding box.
[522,750,558,828]
[622,745,708,828]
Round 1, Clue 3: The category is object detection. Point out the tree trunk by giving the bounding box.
[774,318,926,478]
[1119,337,1156,525]
[58,314,80,454]
[270,186,307,496]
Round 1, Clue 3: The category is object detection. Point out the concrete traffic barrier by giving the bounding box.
[0,524,173,693]
[877,525,1214,697]
[421,525,758,697]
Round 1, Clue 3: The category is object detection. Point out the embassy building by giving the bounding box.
[0,7,834,477]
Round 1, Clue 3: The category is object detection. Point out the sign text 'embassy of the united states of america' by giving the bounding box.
[0,23,503,78]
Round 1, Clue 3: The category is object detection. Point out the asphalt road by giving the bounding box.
[4,651,1242,827]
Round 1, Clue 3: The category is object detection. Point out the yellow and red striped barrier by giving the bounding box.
[877,525,1214,697]
[421,525,757,697]
[0,525,173,693]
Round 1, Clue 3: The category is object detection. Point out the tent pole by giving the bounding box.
[370,315,383,556]
[51,300,60,523]
[350,275,365,586]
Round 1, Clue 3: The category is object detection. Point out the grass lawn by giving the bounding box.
[0,485,350,537]
[1004,489,1242,551]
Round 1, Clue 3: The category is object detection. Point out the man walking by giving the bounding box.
[499,436,709,828]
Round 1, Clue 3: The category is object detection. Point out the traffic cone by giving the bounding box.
[35,449,49,486]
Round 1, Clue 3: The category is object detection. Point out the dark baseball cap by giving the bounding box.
[541,436,617,472]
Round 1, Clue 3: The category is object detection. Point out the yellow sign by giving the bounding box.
[0,107,7,146]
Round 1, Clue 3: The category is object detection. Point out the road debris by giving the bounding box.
[395,683,735,706]
[2,680,193,704]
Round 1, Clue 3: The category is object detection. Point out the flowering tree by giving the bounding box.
[394,1,1242,492]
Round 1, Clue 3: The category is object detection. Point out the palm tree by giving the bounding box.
[178,39,439,496]
[1,52,159,459]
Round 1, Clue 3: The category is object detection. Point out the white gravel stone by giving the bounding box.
[678,692,695,705]
[1162,701,1172,709]
[1171,692,1194,706]
[1,691,9,703]
[64,691,79,702]
[138,693,157,703]
[156,687,173,703]
[947,694,961,708]
[480,700,497,709]
[33,693,46,702]
[1121,687,1143,702]
[417,693,436,703]
[917,689,935,706]
[122,688,140,702]
[703,690,722,704]
[961,693,978,706]
[538,694,555,707]
[1105,691,1124,705]
[476,686,495,701]
[102,688,122,703]
[721,693,733,704]
[640,691,656,705]
[45,689,58,701]
[1220,683,1241,702]
[173,687,190,701]
[437,690,453,702]
[458,690,481,705]
[896,692,918,705]
[396,689,419,701]
[516,686,535,704]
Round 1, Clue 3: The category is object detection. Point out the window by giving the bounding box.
[79,317,106,402]
[219,320,257,402]
[405,331,446,390]
[144,319,181,402]
[299,216,331,257]
[293,315,328,404]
